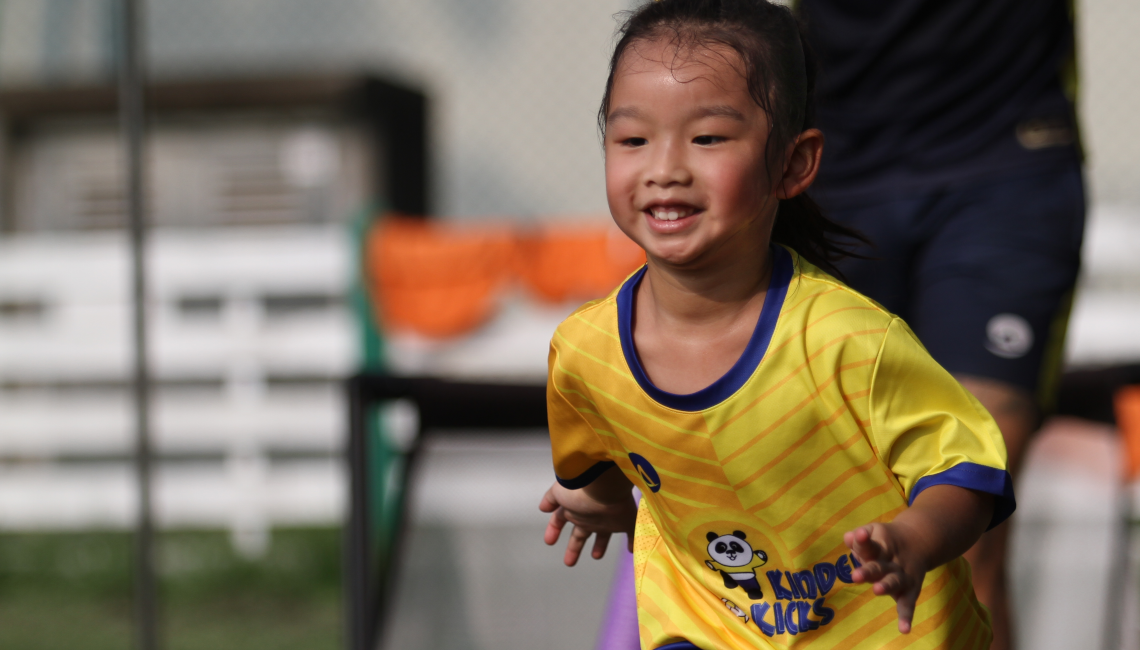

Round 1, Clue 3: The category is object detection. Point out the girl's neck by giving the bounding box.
[640,243,773,327]
[631,239,774,395]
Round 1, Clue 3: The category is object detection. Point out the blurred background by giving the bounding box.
[0,1,1137,650]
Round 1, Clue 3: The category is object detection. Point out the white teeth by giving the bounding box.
[652,208,692,221]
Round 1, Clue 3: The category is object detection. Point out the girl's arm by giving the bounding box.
[844,484,994,634]
[540,464,638,566]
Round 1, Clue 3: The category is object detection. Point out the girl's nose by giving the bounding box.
[645,139,693,187]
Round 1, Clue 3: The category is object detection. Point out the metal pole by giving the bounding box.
[117,0,158,649]
[346,375,371,650]
[1103,488,1133,650]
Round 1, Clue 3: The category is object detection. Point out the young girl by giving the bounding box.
[538,1,1014,648]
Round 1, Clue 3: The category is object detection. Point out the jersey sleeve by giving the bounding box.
[547,339,615,489]
[869,318,1015,530]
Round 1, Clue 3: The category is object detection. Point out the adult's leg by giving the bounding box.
[829,161,1084,649]
[956,375,1038,650]
[910,163,1084,650]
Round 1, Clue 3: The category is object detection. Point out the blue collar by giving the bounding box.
[617,246,793,412]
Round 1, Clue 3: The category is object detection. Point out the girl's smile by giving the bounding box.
[642,201,702,234]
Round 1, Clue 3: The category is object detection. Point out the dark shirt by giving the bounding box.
[800,0,1079,200]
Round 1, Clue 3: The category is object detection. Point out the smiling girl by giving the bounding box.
[538,1,1013,648]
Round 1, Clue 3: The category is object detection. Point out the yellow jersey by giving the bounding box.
[547,246,1013,650]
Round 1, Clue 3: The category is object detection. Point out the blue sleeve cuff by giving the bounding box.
[555,460,616,489]
[909,462,1016,531]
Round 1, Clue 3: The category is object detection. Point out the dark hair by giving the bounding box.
[598,0,868,279]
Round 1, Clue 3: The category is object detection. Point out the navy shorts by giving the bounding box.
[819,162,1085,404]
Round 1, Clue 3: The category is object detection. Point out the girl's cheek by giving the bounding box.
[606,163,639,200]
[715,156,769,201]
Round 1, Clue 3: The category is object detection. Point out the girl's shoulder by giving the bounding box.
[552,260,649,343]
[550,282,624,350]
[782,250,897,341]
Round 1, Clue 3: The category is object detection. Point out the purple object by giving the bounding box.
[595,543,640,650]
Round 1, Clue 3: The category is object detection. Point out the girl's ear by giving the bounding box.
[774,128,824,200]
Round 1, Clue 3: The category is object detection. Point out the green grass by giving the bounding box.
[0,528,342,650]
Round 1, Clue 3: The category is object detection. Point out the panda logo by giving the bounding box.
[704,530,768,600]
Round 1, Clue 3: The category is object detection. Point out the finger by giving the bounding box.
[544,508,568,546]
[894,586,918,634]
[848,526,884,563]
[591,532,612,560]
[563,525,591,567]
[843,527,866,555]
[538,486,559,513]
[851,561,886,585]
[854,559,901,586]
[872,570,905,597]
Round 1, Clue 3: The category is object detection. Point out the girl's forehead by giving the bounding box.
[615,37,747,88]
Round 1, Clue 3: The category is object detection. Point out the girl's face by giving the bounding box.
[605,39,777,271]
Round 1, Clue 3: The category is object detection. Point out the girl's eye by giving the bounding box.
[620,137,647,147]
[693,135,725,145]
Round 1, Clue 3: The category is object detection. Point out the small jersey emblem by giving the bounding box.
[985,313,1034,359]
[629,453,661,492]
[704,530,768,600]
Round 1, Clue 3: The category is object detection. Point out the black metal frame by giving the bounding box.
[345,374,547,650]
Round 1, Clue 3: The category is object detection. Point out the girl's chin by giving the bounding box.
[642,242,706,268]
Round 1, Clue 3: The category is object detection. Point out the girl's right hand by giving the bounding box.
[539,479,637,566]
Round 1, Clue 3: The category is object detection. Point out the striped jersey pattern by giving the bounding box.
[548,247,1012,650]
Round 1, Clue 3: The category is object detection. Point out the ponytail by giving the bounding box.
[772,194,867,281]
[771,26,868,281]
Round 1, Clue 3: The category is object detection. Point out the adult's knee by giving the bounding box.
[955,374,1039,476]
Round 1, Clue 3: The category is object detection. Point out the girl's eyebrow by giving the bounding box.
[607,106,644,123]
[691,104,746,121]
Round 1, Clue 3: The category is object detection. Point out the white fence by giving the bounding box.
[0,225,353,553]
[1067,205,1140,364]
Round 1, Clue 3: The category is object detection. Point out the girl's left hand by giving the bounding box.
[539,480,637,567]
[843,523,927,634]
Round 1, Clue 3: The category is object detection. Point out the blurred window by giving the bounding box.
[6,114,369,231]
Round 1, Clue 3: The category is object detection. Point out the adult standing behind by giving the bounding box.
[798,1,1085,648]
